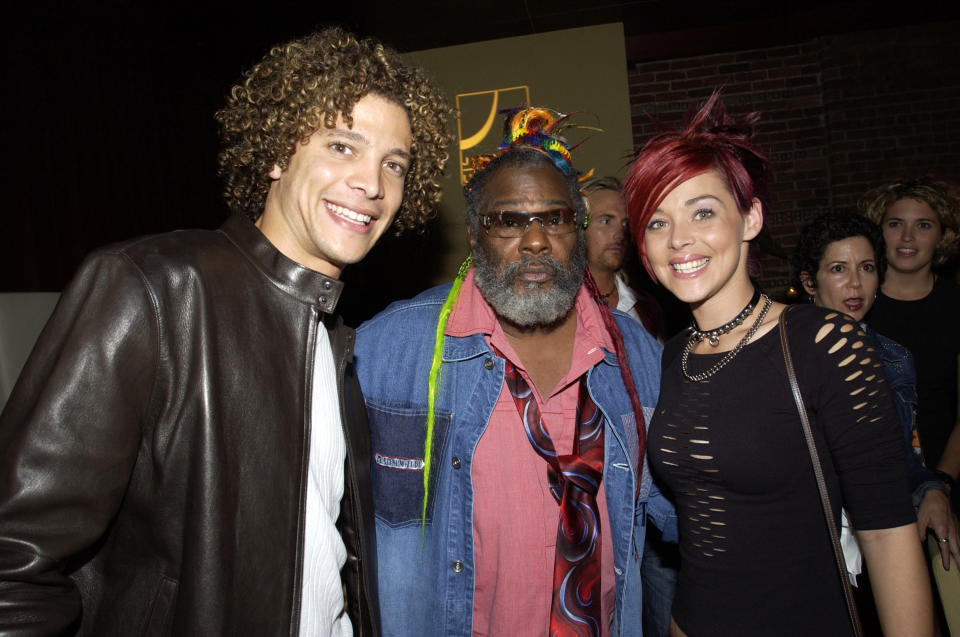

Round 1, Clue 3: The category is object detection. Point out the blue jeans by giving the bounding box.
[642,525,679,637]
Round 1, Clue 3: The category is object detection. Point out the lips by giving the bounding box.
[670,257,710,275]
[516,266,553,283]
[843,298,864,313]
[506,258,558,287]
[326,201,373,226]
[894,247,918,257]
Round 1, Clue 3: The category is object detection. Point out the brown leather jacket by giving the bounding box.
[0,215,379,636]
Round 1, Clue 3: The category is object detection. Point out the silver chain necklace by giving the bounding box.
[681,293,773,382]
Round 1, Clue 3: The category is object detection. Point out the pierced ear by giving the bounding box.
[799,272,817,296]
[742,198,764,241]
[268,164,283,180]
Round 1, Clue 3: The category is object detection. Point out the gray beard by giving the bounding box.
[472,235,586,328]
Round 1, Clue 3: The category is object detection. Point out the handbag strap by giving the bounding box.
[778,308,864,637]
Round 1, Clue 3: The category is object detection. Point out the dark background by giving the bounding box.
[5,2,959,325]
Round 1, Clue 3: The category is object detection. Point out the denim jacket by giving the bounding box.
[354,283,676,637]
[865,325,946,504]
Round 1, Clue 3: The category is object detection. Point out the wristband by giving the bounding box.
[934,469,956,492]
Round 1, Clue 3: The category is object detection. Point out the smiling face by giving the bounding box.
[802,236,879,322]
[642,170,762,314]
[255,93,413,277]
[585,188,629,274]
[469,162,585,327]
[880,198,943,276]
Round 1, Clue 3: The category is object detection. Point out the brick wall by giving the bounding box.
[627,21,960,295]
[820,23,960,213]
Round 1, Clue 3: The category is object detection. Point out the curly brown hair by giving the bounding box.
[216,27,452,233]
[859,176,960,266]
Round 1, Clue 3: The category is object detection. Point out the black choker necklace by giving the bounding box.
[682,293,772,381]
[690,289,762,347]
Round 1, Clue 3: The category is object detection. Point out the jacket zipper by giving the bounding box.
[337,330,370,637]
[290,309,318,636]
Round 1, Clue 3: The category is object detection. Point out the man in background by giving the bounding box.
[582,176,666,342]
[582,175,677,636]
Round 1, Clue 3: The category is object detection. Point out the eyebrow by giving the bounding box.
[326,128,412,161]
[654,193,722,212]
[885,216,936,222]
[490,198,572,208]
[826,258,875,265]
[683,194,723,207]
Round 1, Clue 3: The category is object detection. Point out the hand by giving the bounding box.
[917,489,960,569]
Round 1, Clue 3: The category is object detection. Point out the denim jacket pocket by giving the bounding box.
[367,402,451,527]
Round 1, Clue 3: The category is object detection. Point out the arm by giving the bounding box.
[0,252,156,634]
[936,422,960,480]
[899,409,955,559]
[856,524,933,637]
[916,490,960,569]
[932,355,960,481]
[897,353,959,568]
[803,314,932,634]
[920,354,960,568]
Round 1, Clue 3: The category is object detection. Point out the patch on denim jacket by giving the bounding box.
[367,402,450,527]
[374,453,425,471]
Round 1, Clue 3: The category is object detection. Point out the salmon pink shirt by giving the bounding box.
[444,271,616,637]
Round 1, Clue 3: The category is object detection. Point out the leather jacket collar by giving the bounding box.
[221,214,345,314]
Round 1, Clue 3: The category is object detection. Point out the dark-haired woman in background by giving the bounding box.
[794,212,958,560]
[794,212,958,634]
[624,93,932,636]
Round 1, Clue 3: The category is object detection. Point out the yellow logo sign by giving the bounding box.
[456,86,530,186]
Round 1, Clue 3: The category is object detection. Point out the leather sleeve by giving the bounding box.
[0,250,157,635]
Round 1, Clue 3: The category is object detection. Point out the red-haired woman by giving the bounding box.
[624,94,933,636]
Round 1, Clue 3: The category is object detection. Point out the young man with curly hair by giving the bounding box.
[0,28,450,636]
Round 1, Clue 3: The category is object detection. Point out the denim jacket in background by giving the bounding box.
[354,283,677,637]
[865,324,946,505]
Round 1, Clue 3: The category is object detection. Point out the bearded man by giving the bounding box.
[354,109,675,637]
